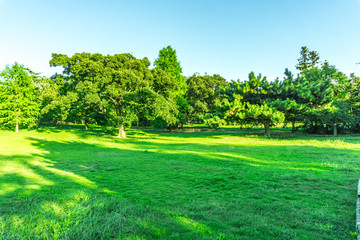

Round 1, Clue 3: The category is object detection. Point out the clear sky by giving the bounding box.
[0,0,359,81]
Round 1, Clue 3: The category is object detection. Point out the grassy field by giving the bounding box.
[0,126,360,239]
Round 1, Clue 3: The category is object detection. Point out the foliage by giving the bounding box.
[202,114,226,129]
[49,52,178,137]
[154,46,189,127]
[270,98,305,131]
[0,46,359,136]
[40,74,78,125]
[0,62,41,132]
[222,95,284,135]
[186,73,228,121]
[296,46,320,72]
[154,45,187,97]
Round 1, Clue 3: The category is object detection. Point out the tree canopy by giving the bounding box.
[0,63,41,132]
[49,52,178,137]
[1,46,359,136]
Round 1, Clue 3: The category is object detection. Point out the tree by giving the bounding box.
[348,73,360,132]
[239,72,269,105]
[40,74,78,126]
[223,96,284,136]
[0,63,41,132]
[50,52,177,137]
[154,46,187,97]
[186,73,228,121]
[154,46,188,128]
[218,72,285,135]
[296,46,320,72]
[271,99,305,132]
[322,101,355,136]
[267,67,334,132]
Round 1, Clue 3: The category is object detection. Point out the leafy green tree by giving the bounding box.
[270,67,333,132]
[150,68,183,129]
[239,72,269,105]
[220,72,269,104]
[348,73,360,117]
[154,45,187,97]
[223,96,284,136]
[149,94,179,129]
[0,63,41,132]
[186,73,228,121]
[40,74,78,126]
[271,99,305,132]
[322,101,355,136]
[50,52,177,137]
[202,114,226,129]
[218,72,285,134]
[348,73,360,132]
[154,46,188,128]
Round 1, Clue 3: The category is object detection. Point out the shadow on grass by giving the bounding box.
[1,131,360,239]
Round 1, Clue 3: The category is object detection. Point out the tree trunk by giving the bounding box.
[333,125,337,136]
[291,121,295,132]
[117,125,126,138]
[81,120,88,130]
[15,112,19,133]
[264,123,270,136]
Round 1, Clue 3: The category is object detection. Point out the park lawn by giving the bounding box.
[0,127,359,239]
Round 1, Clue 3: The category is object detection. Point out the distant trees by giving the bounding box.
[0,46,359,136]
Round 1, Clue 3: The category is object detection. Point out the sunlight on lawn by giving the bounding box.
[0,157,97,196]
[36,161,97,189]
[0,129,359,239]
[0,160,54,194]
[175,215,212,235]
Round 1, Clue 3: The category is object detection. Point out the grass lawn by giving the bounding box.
[0,126,359,239]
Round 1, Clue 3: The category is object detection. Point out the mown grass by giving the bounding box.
[0,126,359,239]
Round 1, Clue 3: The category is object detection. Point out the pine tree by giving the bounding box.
[296,46,320,72]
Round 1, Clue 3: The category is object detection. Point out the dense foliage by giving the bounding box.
[0,46,359,136]
[0,63,41,132]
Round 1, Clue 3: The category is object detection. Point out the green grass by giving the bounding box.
[0,126,360,239]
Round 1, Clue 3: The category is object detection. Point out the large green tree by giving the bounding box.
[154,46,188,128]
[40,74,78,126]
[50,52,177,137]
[222,95,284,136]
[186,73,228,121]
[154,46,187,97]
[0,63,41,132]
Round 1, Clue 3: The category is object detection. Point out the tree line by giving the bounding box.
[0,46,359,137]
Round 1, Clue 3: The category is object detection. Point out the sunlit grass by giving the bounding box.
[0,126,359,239]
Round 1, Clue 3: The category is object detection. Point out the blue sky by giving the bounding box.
[0,0,359,81]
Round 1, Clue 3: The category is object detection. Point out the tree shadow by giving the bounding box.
[1,133,359,239]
